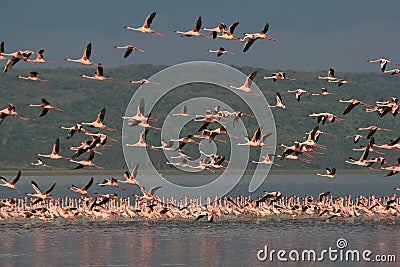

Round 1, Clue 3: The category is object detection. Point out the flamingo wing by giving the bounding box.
[144,12,157,28]
[261,23,269,34]
[10,169,21,185]
[83,177,94,190]
[84,42,92,59]
[243,38,257,53]
[193,17,202,32]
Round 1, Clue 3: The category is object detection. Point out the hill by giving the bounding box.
[0,63,399,172]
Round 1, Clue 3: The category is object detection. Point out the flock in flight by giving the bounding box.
[0,11,400,223]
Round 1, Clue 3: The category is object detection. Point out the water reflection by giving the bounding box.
[0,219,399,266]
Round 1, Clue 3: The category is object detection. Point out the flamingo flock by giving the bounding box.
[1,11,399,225]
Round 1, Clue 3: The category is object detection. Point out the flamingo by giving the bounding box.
[64,42,95,65]
[311,88,334,96]
[316,168,344,180]
[154,139,175,151]
[328,78,355,87]
[338,99,371,115]
[28,98,64,116]
[127,113,161,131]
[27,180,56,205]
[137,185,162,202]
[207,47,236,57]
[345,134,364,144]
[123,12,164,36]
[357,125,392,139]
[97,177,125,190]
[59,124,89,139]
[118,163,140,186]
[367,58,391,72]
[202,22,226,38]
[237,126,272,148]
[308,112,345,124]
[228,70,260,96]
[27,49,55,64]
[0,41,6,60]
[170,134,200,150]
[114,45,146,58]
[172,105,193,117]
[30,158,52,168]
[317,68,336,81]
[373,137,400,151]
[243,22,275,41]
[0,103,28,124]
[382,159,400,177]
[70,151,104,170]
[68,177,94,198]
[81,63,117,81]
[285,88,311,102]
[3,50,33,72]
[0,170,23,194]
[263,72,296,82]
[17,71,49,82]
[217,21,242,41]
[384,69,400,75]
[174,17,208,37]
[251,154,283,167]
[69,137,101,159]
[274,153,312,163]
[37,138,70,160]
[344,145,372,168]
[129,79,159,85]
[125,129,157,149]
[81,107,116,132]
[268,92,291,109]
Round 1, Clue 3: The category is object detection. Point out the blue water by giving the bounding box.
[1,174,399,266]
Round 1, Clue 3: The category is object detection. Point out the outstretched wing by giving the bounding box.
[144,12,157,28]
[193,17,202,32]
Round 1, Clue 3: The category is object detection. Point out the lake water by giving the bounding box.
[1,173,399,266]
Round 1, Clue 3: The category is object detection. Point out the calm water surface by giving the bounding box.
[1,174,399,266]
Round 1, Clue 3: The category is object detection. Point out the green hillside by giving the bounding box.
[0,64,398,172]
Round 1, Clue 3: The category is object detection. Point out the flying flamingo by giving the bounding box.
[129,79,159,85]
[0,169,23,194]
[30,158,52,168]
[217,22,242,41]
[207,47,236,57]
[26,180,56,204]
[154,139,175,151]
[338,99,371,115]
[123,12,164,36]
[97,177,126,190]
[64,42,95,65]
[0,41,6,60]
[328,78,355,87]
[285,88,311,102]
[243,22,275,41]
[228,70,260,96]
[0,103,28,124]
[263,72,296,82]
[172,105,193,117]
[357,125,392,139]
[274,153,312,163]
[59,123,89,139]
[81,63,117,81]
[268,92,291,109]
[367,58,391,72]
[125,129,157,150]
[308,112,345,124]
[114,45,146,58]
[81,107,116,132]
[237,126,272,148]
[17,71,49,82]
[344,145,372,168]
[345,134,364,144]
[127,113,161,131]
[316,68,336,81]
[28,98,63,117]
[251,154,283,167]
[68,177,94,198]
[3,50,33,72]
[384,69,400,75]
[69,151,104,170]
[316,168,344,180]
[311,88,334,96]
[37,138,70,160]
[202,22,226,38]
[27,49,55,64]
[118,163,140,186]
[170,134,200,150]
[174,17,208,37]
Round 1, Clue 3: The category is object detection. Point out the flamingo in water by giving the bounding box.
[123,12,164,36]
[64,42,95,65]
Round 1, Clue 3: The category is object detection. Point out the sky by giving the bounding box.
[1,0,400,72]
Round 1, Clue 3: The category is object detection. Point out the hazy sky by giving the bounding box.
[2,0,400,72]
